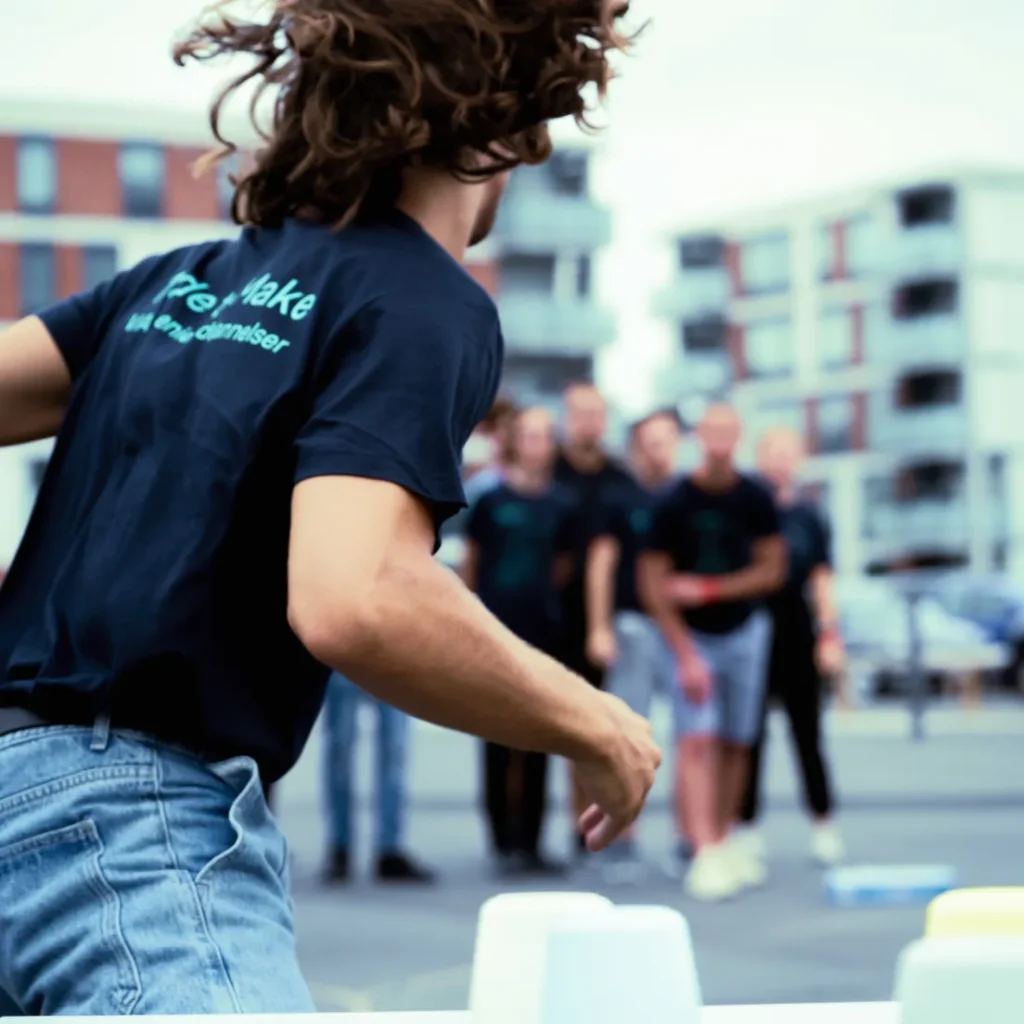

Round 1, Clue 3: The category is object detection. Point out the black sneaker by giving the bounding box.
[375,850,437,884]
[323,847,350,885]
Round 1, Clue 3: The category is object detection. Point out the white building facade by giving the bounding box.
[654,169,1024,579]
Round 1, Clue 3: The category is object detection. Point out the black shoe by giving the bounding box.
[375,850,437,884]
[495,851,524,879]
[575,832,589,859]
[323,847,350,884]
[520,851,568,877]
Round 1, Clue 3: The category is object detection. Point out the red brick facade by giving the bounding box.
[0,243,18,320]
[166,146,218,221]
[851,392,867,450]
[56,244,83,299]
[804,397,819,454]
[57,139,120,217]
[724,242,743,297]
[0,137,15,212]
[727,323,747,381]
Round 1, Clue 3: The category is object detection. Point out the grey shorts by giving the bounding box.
[674,609,772,745]
[605,611,677,722]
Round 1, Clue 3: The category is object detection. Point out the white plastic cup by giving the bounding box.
[539,905,702,1024]
[895,935,1024,1024]
[468,892,613,1024]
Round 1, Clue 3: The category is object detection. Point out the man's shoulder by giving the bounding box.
[737,472,776,503]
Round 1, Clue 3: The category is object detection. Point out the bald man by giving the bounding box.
[641,404,786,901]
[462,408,578,878]
[738,428,845,867]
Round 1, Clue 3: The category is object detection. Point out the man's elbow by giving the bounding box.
[288,582,388,672]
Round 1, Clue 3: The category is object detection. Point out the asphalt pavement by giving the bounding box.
[274,700,1024,1013]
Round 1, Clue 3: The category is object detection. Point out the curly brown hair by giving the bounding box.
[173,0,637,230]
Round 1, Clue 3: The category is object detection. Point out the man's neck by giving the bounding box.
[396,173,478,263]
[774,480,797,507]
[693,459,738,491]
[507,465,550,495]
[562,445,606,475]
[638,466,673,492]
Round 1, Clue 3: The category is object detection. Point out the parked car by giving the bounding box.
[929,575,1024,690]
[836,576,1010,698]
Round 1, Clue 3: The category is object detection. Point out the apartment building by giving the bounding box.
[0,100,613,567]
[654,168,1024,578]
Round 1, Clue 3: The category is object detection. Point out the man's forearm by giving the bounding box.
[676,564,781,603]
[585,538,617,636]
[323,556,614,761]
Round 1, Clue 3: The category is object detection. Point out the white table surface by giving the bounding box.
[33,1005,899,1022]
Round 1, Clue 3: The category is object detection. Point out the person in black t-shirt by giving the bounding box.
[463,408,576,877]
[0,4,661,1013]
[553,382,635,855]
[642,404,786,902]
[586,409,682,873]
[738,427,846,866]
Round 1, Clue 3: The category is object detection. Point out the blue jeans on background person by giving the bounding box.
[322,674,434,883]
[0,722,313,1015]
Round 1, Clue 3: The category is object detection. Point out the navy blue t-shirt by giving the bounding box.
[467,483,578,653]
[648,474,781,635]
[593,477,672,614]
[769,501,832,638]
[0,213,502,782]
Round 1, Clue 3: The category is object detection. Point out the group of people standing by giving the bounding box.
[461,385,847,901]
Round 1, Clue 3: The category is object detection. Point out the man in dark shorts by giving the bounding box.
[738,427,845,867]
[553,382,635,854]
[0,1,659,1013]
[641,404,786,901]
[463,407,576,878]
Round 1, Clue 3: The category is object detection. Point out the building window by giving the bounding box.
[545,151,587,197]
[18,243,56,316]
[893,278,958,319]
[501,353,592,402]
[740,233,790,294]
[753,399,804,442]
[500,253,556,293]
[575,254,592,298]
[82,245,118,290]
[817,395,854,453]
[17,137,57,214]
[681,315,727,353]
[896,370,961,408]
[898,184,955,228]
[119,142,165,218]
[678,235,724,271]
[745,318,794,379]
[818,309,854,368]
[685,352,732,396]
[898,461,964,500]
[862,476,895,539]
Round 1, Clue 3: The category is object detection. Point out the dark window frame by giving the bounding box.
[16,135,58,215]
[18,242,57,317]
[82,244,118,290]
[119,141,166,219]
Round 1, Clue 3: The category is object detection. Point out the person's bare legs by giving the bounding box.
[679,734,720,850]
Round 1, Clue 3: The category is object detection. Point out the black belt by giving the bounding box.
[0,706,50,738]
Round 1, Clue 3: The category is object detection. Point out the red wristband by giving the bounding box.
[819,624,841,641]
[697,577,721,604]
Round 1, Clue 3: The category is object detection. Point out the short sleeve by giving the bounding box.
[748,481,782,539]
[647,490,681,554]
[35,250,180,381]
[556,500,585,554]
[294,303,502,533]
[589,495,621,541]
[466,493,492,544]
[814,511,833,568]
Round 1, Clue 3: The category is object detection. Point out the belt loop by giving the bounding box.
[90,712,112,753]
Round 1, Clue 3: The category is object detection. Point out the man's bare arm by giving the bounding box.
[288,475,619,761]
[666,536,787,605]
[639,551,696,659]
[585,535,619,639]
[0,318,73,447]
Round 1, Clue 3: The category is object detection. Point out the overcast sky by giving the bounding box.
[6,0,1024,411]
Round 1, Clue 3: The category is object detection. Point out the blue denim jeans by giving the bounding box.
[0,721,315,1015]
[324,674,409,853]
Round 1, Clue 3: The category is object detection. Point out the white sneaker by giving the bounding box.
[811,823,845,866]
[733,826,767,861]
[723,835,767,889]
[684,844,742,902]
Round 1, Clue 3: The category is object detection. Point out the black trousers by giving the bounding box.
[740,618,834,823]
[483,742,550,856]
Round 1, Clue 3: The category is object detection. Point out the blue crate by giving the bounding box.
[825,865,958,908]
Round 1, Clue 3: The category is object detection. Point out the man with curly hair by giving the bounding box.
[0,0,659,1013]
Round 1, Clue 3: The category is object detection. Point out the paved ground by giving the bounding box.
[275,701,1024,1013]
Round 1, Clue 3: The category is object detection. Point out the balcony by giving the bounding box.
[863,496,970,562]
[494,194,612,254]
[498,292,615,354]
[869,404,968,456]
[653,270,731,320]
[880,225,963,279]
[873,314,965,370]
